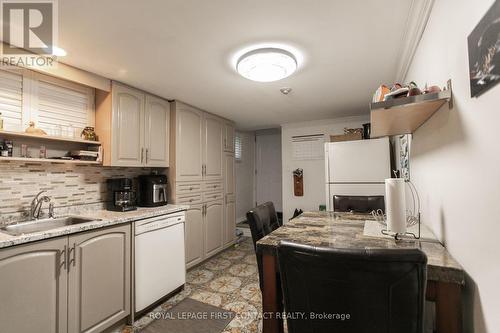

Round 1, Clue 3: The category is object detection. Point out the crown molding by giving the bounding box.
[395,0,435,82]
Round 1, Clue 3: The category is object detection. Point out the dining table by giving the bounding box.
[256,211,465,333]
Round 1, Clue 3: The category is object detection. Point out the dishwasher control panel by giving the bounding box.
[135,212,185,235]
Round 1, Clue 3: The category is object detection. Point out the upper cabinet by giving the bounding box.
[171,101,225,182]
[96,82,169,167]
[223,121,235,153]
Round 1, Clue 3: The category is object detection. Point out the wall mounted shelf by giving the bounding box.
[0,156,101,165]
[0,130,101,145]
[370,80,452,138]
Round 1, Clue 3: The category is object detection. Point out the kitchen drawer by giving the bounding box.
[176,192,203,205]
[203,181,223,192]
[203,191,224,202]
[176,182,203,195]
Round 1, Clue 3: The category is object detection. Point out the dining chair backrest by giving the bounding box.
[333,195,385,213]
[277,241,427,333]
[264,201,282,228]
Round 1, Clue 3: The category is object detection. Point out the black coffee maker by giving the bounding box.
[107,178,137,212]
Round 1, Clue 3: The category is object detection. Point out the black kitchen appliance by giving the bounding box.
[107,178,137,211]
[137,174,168,207]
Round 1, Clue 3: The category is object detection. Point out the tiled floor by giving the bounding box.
[126,237,262,333]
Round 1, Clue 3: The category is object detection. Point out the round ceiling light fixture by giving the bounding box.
[236,48,297,82]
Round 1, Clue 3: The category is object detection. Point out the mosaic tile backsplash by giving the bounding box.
[0,161,163,224]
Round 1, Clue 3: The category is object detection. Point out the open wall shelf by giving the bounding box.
[0,130,101,145]
[0,156,101,165]
[370,81,452,138]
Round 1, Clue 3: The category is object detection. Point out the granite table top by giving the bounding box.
[256,211,465,285]
[0,204,189,249]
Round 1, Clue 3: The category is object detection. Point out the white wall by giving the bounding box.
[235,131,255,222]
[281,116,369,222]
[255,129,282,212]
[406,0,499,331]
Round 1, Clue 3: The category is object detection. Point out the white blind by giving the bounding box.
[0,69,23,131]
[235,133,242,161]
[37,78,91,130]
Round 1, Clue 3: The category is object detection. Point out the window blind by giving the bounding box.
[0,69,23,131]
[36,78,92,131]
[235,133,242,161]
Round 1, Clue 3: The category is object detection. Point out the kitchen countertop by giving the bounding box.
[257,211,465,285]
[0,204,189,249]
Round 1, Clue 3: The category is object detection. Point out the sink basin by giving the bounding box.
[0,216,101,236]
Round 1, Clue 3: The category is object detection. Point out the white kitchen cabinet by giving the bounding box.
[144,95,170,167]
[203,114,223,180]
[67,225,130,333]
[185,204,204,269]
[174,103,204,181]
[224,194,236,246]
[204,199,224,258]
[0,238,68,333]
[96,82,169,167]
[224,121,235,152]
[111,83,145,166]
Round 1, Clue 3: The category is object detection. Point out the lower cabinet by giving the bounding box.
[185,204,204,268]
[68,224,131,333]
[0,224,131,333]
[204,199,224,258]
[0,237,68,333]
[224,194,236,246]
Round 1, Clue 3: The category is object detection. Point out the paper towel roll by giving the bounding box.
[385,178,406,234]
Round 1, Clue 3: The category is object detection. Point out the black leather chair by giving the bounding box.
[277,241,427,333]
[246,202,281,290]
[264,201,282,228]
[334,195,385,213]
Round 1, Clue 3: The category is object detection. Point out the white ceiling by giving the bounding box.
[59,0,413,130]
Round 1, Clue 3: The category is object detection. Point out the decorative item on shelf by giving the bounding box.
[20,144,28,158]
[423,84,441,95]
[406,81,422,97]
[25,121,47,135]
[0,141,8,157]
[39,146,47,159]
[293,168,303,196]
[372,85,390,102]
[69,150,98,161]
[5,140,13,157]
[81,126,97,141]
[468,0,500,97]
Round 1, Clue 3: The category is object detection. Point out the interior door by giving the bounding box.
[0,237,67,333]
[203,114,223,180]
[144,95,169,167]
[255,132,283,211]
[111,83,145,166]
[185,204,204,268]
[204,199,224,257]
[68,225,130,333]
[176,104,203,181]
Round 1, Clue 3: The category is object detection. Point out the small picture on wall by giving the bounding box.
[467,0,500,97]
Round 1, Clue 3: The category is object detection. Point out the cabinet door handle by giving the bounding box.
[59,245,67,274]
[141,148,144,163]
[145,148,149,164]
[69,243,76,267]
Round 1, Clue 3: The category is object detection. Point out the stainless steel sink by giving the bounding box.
[0,216,101,236]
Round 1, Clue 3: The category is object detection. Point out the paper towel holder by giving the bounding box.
[380,179,421,240]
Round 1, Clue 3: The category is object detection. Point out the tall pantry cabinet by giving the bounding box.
[169,101,236,269]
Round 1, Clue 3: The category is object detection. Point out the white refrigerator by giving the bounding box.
[325,137,390,211]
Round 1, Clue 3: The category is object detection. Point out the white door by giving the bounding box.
[204,199,224,257]
[327,137,390,183]
[111,83,145,166]
[144,95,169,167]
[176,104,203,181]
[203,114,223,180]
[185,204,204,268]
[255,132,282,211]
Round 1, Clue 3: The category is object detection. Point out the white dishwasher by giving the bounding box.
[134,212,186,312]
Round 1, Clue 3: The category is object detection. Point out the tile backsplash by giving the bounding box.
[0,161,163,224]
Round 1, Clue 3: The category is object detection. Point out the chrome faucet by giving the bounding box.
[30,191,52,220]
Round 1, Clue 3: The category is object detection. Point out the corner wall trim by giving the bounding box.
[395,0,435,82]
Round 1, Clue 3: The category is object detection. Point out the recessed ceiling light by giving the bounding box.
[53,46,67,57]
[236,48,297,82]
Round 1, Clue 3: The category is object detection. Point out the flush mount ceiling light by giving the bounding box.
[236,48,297,82]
